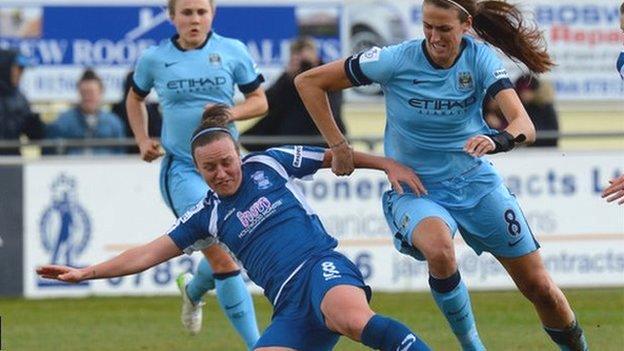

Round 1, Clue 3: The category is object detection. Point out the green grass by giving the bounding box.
[1,288,622,350]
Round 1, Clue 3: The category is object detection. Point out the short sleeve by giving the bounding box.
[131,48,156,98]
[344,45,400,86]
[258,145,325,179]
[232,40,265,94]
[475,44,513,97]
[166,200,216,254]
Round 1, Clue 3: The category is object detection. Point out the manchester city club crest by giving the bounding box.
[457,71,474,91]
[38,173,91,287]
[209,53,222,67]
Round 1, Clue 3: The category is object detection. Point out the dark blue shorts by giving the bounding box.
[254,251,372,350]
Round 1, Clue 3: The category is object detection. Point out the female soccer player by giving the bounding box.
[38,105,431,351]
[295,0,588,350]
[126,0,267,345]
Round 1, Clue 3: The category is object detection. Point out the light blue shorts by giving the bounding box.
[255,251,371,351]
[383,179,540,260]
[159,155,208,217]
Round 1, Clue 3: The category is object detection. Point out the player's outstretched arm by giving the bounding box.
[602,175,624,205]
[37,235,182,283]
[322,149,427,196]
[295,60,355,176]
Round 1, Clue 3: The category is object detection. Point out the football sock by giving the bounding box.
[186,258,215,303]
[215,270,260,350]
[361,314,430,350]
[544,319,588,351]
[429,271,485,351]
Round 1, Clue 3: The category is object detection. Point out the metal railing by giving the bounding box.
[0,131,622,155]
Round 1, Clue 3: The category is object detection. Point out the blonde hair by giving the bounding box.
[167,0,215,16]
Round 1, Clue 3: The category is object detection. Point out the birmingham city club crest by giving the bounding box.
[38,173,91,287]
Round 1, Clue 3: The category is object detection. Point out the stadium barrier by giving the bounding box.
[0,147,622,298]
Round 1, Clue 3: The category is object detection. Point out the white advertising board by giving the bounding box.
[23,150,624,298]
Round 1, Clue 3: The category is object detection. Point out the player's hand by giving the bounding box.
[464,135,495,157]
[331,142,355,176]
[138,138,164,162]
[36,265,88,283]
[602,175,624,205]
[384,160,427,196]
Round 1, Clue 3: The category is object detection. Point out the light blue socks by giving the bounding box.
[429,271,485,351]
[187,258,260,350]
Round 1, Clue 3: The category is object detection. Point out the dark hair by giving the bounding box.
[514,74,539,92]
[290,36,317,54]
[191,104,238,159]
[78,68,104,89]
[620,2,624,14]
[424,0,554,73]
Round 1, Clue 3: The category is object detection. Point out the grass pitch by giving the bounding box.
[1,288,622,350]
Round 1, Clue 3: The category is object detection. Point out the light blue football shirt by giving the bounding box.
[345,35,513,183]
[167,146,338,306]
[132,32,264,162]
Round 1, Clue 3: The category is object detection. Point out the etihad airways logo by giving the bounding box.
[408,95,477,115]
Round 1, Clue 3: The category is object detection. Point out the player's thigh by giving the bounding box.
[382,190,457,261]
[321,285,374,339]
[160,157,208,216]
[451,183,539,257]
[254,313,339,351]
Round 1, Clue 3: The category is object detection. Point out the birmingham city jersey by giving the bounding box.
[167,146,337,305]
[345,36,513,183]
[132,32,264,162]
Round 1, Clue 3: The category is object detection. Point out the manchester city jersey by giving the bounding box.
[345,36,513,183]
[132,32,264,162]
[167,146,337,305]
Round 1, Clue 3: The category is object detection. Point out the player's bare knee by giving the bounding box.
[523,279,561,307]
[328,309,372,340]
[421,240,456,276]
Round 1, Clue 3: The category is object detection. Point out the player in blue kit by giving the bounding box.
[295,0,588,350]
[37,104,431,351]
[125,0,267,346]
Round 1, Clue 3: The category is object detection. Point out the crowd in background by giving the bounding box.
[0,41,604,156]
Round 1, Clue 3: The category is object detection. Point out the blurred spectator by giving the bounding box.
[112,71,162,154]
[482,95,507,131]
[618,2,623,79]
[514,74,559,147]
[242,36,346,151]
[46,69,125,155]
[0,48,44,155]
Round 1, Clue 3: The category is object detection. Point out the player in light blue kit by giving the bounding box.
[38,104,431,351]
[125,0,267,346]
[296,0,588,350]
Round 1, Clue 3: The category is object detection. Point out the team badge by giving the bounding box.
[251,171,271,190]
[209,53,222,67]
[457,71,474,91]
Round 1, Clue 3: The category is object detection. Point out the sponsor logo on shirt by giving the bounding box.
[494,68,509,80]
[236,197,283,238]
[166,77,227,93]
[292,146,303,168]
[359,47,381,63]
[408,95,478,115]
